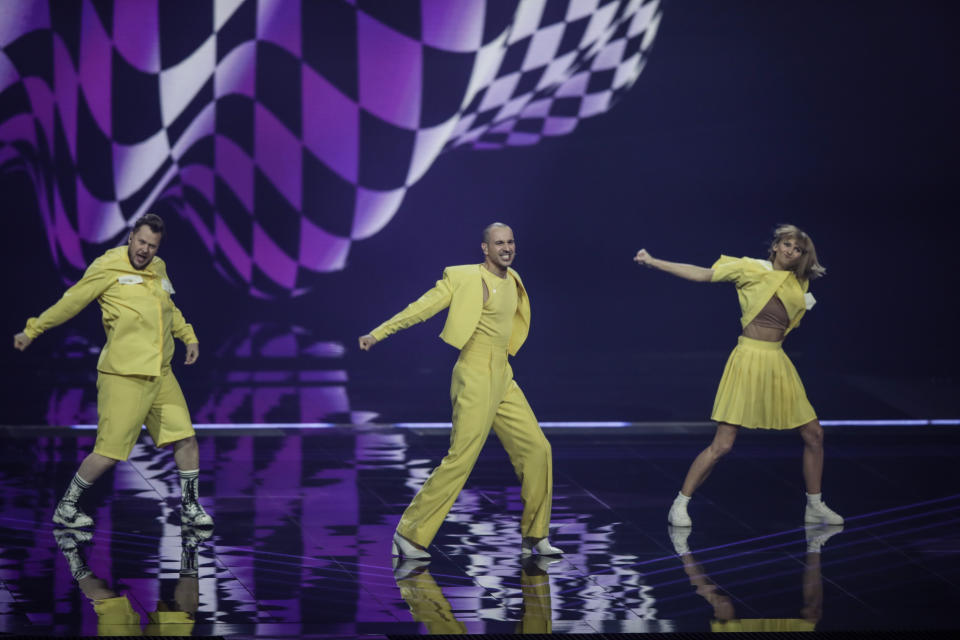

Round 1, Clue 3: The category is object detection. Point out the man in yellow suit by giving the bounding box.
[13,214,213,529]
[359,223,561,559]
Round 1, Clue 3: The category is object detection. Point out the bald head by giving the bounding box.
[482,222,512,243]
[481,223,515,274]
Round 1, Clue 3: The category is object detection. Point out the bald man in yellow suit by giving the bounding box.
[359,223,562,559]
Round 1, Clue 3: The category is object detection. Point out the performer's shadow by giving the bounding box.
[53,526,212,635]
[393,556,557,634]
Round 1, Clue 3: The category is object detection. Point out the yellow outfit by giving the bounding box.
[371,264,552,547]
[710,256,817,430]
[23,246,198,459]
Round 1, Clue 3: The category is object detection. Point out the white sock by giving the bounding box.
[674,492,691,504]
[806,492,823,506]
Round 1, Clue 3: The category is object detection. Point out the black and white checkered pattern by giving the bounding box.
[1,0,663,296]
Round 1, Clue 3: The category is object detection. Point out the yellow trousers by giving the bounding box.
[397,336,553,547]
[94,369,195,461]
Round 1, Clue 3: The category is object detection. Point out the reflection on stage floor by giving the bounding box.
[1,425,958,638]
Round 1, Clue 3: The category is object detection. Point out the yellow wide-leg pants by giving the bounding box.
[397,336,553,547]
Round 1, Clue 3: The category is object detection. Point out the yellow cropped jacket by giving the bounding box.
[370,264,531,355]
[711,255,816,337]
[23,247,198,376]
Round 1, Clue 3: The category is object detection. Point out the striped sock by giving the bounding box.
[62,474,92,505]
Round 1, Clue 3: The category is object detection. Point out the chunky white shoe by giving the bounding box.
[52,501,94,528]
[805,501,844,525]
[667,500,692,527]
[392,532,431,559]
[521,537,563,556]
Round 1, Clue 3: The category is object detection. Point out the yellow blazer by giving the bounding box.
[711,255,815,337]
[24,247,198,376]
[370,264,531,355]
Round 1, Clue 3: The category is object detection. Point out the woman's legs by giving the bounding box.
[669,423,739,526]
[680,423,739,497]
[799,419,844,524]
[798,420,824,494]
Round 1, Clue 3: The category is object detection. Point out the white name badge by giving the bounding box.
[161,278,176,294]
[117,275,143,285]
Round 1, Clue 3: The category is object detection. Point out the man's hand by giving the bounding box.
[184,342,199,365]
[13,332,32,351]
[358,335,378,351]
[633,248,655,267]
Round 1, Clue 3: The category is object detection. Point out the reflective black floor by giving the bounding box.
[1,425,959,638]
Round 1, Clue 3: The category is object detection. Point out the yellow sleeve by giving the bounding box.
[710,255,766,287]
[172,304,198,344]
[710,255,746,284]
[369,269,454,342]
[23,258,113,339]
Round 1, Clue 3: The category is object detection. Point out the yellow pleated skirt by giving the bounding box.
[711,336,817,430]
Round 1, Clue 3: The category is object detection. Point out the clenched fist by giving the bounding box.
[13,332,32,351]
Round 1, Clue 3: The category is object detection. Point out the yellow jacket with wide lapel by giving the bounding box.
[370,264,531,355]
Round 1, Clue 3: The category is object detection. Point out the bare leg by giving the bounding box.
[798,420,824,494]
[76,452,119,483]
[680,423,739,496]
[172,436,199,470]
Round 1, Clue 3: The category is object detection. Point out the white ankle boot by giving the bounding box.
[805,501,843,525]
[391,532,431,559]
[521,537,563,556]
[668,498,692,527]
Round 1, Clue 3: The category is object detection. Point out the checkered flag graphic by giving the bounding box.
[1,0,662,297]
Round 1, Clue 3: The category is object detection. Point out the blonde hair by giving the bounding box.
[768,224,825,281]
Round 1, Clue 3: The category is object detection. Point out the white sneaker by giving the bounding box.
[805,501,844,525]
[668,499,692,527]
[392,532,431,559]
[521,537,563,556]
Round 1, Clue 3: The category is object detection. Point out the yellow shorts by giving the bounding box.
[94,369,195,461]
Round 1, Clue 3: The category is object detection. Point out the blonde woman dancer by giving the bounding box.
[634,225,843,527]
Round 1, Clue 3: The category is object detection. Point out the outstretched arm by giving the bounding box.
[13,259,113,351]
[634,249,713,282]
[358,271,455,351]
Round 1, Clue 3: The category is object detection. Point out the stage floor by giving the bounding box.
[1,424,958,638]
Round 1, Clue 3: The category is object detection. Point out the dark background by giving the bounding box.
[3,1,957,424]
